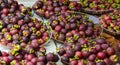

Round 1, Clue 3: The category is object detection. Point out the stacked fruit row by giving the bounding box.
[80,0,120,11]
[0,0,32,20]
[0,0,59,65]
[50,12,100,43]
[32,0,120,16]
[0,45,59,65]
[99,10,120,35]
[0,0,119,65]
[0,0,50,46]
[57,38,118,65]
[32,0,81,18]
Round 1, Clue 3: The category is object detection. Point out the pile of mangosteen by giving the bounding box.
[0,0,119,65]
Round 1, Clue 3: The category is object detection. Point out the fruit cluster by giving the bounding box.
[99,10,120,33]
[80,0,120,11]
[32,0,81,18]
[0,45,59,65]
[0,0,32,20]
[50,12,100,43]
[0,14,49,46]
[57,38,118,65]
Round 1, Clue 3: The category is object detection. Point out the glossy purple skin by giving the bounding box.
[88,62,96,65]
[96,38,106,44]
[36,62,45,65]
[61,56,69,65]
[70,60,78,65]
[82,51,90,58]
[88,54,96,61]
[66,49,75,58]
[96,62,106,65]
[46,53,54,61]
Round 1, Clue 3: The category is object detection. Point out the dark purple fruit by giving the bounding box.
[95,44,102,51]
[58,34,65,41]
[65,23,70,30]
[104,58,112,65]
[96,38,106,44]
[66,49,75,58]
[61,28,67,34]
[101,44,109,50]
[61,56,69,65]
[38,56,46,62]
[70,60,78,65]
[46,53,54,61]
[82,51,90,58]
[70,23,77,30]
[88,54,96,61]
[79,24,86,31]
[96,62,106,65]
[74,43,81,51]
[58,48,65,56]
[53,55,59,62]
[97,52,106,59]
[85,29,93,36]
[36,62,45,65]
[55,25,62,32]
[59,22,65,27]
[88,61,96,65]
[106,47,115,56]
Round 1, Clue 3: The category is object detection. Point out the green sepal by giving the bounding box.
[6,35,12,41]
[115,0,120,3]
[74,55,79,60]
[0,61,6,65]
[108,0,113,3]
[10,60,16,65]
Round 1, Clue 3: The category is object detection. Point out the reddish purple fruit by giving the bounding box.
[97,52,106,59]
[70,60,78,65]
[106,47,115,56]
[55,25,62,32]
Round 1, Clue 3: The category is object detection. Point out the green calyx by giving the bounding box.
[74,55,79,60]
[115,0,120,3]
[13,45,21,52]
[80,0,84,2]
[56,47,60,52]
[108,0,113,4]
[0,22,3,29]
[98,4,105,9]
[54,32,58,39]
[6,35,12,41]
[44,37,48,41]
[2,29,6,34]
[66,37,73,43]
[21,6,26,13]
[21,60,24,65]
[110,55,118,62]
[69,3,74,9]
[112,3,119,8]
[114,26,119,30]
[73,35,79,40]
[0,61,6,65]
[29,49,35,54]
[89,2,95,8]
[81,44,88,48]
[22,31,28,37]
[32,27,37,33]
[10,60,16,65]
[36,31,41,36]
[10,50,16,55]
[62,0,68,5]
[13,25,20,29]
